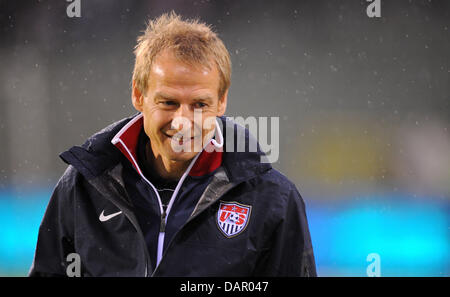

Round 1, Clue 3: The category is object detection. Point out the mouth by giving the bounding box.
[163,132,195,145]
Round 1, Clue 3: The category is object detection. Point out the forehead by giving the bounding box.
[148,50,220,95]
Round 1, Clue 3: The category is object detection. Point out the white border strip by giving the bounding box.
[111,113,143,145]
[211,118,224,148]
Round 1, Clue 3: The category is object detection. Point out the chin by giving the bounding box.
[165,150,198,162]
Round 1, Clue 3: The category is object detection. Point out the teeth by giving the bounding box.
[172,135,195,140]
[165,132,198,142]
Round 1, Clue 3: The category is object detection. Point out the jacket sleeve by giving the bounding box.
[28,166,77,277]
[254,184,317,277]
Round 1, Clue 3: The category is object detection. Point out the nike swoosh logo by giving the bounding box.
[99,210,122,222]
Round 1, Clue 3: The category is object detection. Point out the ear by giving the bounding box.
[132,80,144,112]
[217,89,228,117]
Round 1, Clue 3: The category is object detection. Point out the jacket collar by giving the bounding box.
[59,113,271,183]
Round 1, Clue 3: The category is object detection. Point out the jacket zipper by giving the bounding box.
[139,120,224,269]
[160,209,167,232]
[139,152,202,269]
[157,207,167,264]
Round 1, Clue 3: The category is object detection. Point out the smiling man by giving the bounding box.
[29,12,316,277]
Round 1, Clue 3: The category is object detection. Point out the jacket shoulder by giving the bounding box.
[52,165,87,206]
[253,168,306,211]
[258,168,300,196]
[58,165,83,188]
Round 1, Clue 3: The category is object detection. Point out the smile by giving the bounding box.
[163,132,195,144]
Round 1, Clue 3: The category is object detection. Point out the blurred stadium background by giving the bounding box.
[0,0,448,276]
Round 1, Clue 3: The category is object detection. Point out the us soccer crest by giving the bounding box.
[217,201,252,238]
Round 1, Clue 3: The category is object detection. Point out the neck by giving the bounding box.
[146,142,189,180]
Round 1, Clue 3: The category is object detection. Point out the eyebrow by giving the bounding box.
[192,96,213,102]
[154,92,214,102]
[154,92,176,101]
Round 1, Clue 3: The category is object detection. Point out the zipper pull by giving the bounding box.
[160,210,167,233]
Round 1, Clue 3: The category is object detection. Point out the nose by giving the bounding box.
[171,104,195,132]
[174,104,194,121]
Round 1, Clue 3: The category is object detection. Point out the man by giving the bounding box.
[29,12,316,277]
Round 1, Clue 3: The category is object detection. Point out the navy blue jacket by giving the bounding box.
[29,114,316,277]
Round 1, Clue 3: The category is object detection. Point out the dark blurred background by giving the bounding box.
[0,0,448,276]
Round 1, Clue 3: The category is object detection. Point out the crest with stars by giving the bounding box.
[216,201,252,238]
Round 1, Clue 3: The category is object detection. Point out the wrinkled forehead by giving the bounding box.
[149,50,220,94]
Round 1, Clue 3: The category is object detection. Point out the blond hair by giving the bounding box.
[132,11,231,98]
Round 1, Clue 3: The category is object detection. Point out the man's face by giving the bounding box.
[132,50,227,162]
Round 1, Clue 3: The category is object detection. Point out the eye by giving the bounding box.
[194,102,207,108]
[160,100,178,107]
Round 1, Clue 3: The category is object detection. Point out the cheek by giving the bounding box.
[143,105,169,128]
[143,115,165,139]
